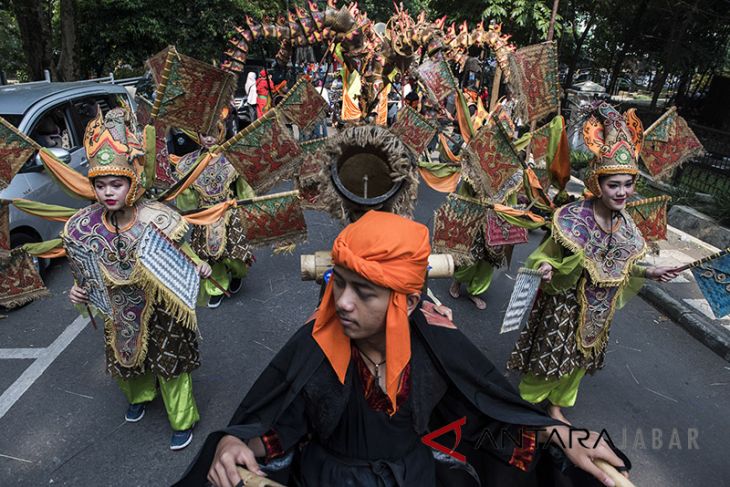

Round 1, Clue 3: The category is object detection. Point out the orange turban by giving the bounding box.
[312,211,431,414]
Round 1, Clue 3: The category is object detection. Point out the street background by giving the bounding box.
[1,181,729,486]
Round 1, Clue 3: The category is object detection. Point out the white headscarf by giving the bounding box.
[245,72,257,105]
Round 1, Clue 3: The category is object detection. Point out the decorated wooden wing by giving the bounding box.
[625,195,671,241]
[500,267,542,334]
[65,241,113,317]
[390,105,438,156]
[0,116,39,190]
[236,191,307,248]
[218,110,302,193]
[0,250,48,309]
[137,224,200,312]
[277,78,328,133]
[147,46,237,137]
[691,251,730,319]
[432,193,488,266]
[640,107,704,180]
[507,41,560,124]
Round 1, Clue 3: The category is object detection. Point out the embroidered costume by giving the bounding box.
[62,108,200,434]
[508,102,647,408]
[173,132,254,299]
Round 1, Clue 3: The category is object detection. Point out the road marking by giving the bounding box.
[0,315,89,420]
[0,453,33,464]
[0,348,45,360]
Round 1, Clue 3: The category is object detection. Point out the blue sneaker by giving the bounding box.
[125,403,145,423]
[170,429,193,451]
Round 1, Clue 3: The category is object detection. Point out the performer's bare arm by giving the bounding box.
[208,435,266,487]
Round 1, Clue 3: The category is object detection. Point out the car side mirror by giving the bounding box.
[34,147,71,168]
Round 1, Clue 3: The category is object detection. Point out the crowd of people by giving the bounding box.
[54,50,686,487]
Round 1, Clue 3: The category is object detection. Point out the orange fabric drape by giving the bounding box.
[418,167,461,193]
[181,199,237,225]
[493,203,545,224]
[375,84,390,126]
[38,149,95,200]
[162,152,215,202]
[455,90,474,144]
[438,133,461,163]
[524,167,554,209]
[37,247,66,259]
[550,116,571,191]
[312,211,430,414]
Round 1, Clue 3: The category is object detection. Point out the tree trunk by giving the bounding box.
[606,0,650,95]
[10,0,54,81]
[563,13,596,90]
[56,0,79,81]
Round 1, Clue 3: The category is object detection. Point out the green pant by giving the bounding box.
[204,258,249,297]
[518,368,587,408]
[454,260,495,296]
[116,372,199,431]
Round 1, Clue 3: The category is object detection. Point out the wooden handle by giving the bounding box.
[85,304,98,330]
[594,459,636,487]
[207,277,232,298]
[236,467,285,487]
[674,247,730,273]
[301,252,454,281]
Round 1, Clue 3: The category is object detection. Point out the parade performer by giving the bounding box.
[172,115,255,309]
[255,70,272,118]
[507,103,678,423]
[65,108,212,450]
[177,211,630,487]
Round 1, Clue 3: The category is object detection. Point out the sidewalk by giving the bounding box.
[564,178,730,362]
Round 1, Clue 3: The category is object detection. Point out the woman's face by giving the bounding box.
[93,176,131,211]
[598,174,635,211]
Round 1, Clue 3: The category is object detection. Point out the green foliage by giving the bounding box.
[482,0,562,41]
[0,7,28,80]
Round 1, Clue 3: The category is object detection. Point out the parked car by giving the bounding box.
[0,78,136,270]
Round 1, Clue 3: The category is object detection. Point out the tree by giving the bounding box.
[8,0,55,80]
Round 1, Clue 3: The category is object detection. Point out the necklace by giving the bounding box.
[358,348,386,380]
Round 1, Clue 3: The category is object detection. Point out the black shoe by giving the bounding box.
[229,278,243,295]
[207,294,224,309]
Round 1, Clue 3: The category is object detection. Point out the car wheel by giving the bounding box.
[10,231,50,275]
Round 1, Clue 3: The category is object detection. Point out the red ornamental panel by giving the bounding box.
[390,106,437,156]
[221,110,302,193]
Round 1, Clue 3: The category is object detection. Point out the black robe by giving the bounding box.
[175,302,628,486]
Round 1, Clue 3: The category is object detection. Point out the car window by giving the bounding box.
[69,94,120,138]
[28,105,73,150]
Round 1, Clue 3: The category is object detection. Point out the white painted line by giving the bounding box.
[0,453,33,463]
[0,348,45,360]
[0,315,89,420]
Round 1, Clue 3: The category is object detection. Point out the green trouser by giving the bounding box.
[204,258,249,297]
[453,260,495,296]
[116,372,199,431]
[518,368,587,408]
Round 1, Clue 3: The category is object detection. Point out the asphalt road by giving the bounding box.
[1,181,728,486]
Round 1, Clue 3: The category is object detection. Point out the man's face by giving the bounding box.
[332,265,390,340]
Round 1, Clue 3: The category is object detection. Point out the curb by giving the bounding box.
[639,281,730,362]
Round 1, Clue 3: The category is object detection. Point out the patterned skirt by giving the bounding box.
[106,310,200,380]
[507,289,606,379]
[190,208,253,264]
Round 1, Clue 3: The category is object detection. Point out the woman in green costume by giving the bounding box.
[66,108,212,450]
[172,112,255,309]
[507,102,679,423]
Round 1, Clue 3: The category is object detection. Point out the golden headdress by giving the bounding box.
[84,108,146,205]
[582,102,644,197]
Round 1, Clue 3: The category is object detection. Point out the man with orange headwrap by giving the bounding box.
[177,211,630,487]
